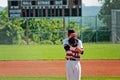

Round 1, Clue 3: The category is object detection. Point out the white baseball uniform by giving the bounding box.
[63,38,83,80]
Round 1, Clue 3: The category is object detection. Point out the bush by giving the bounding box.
[40,40,53,45]
[55,39,62,45]
[13,40,26,45]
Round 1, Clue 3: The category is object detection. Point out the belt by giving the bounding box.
[66,58,79,61]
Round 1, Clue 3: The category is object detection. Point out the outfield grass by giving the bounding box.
[82,43,120,59]
[0,76,120,80]
[0,43,120,60]
[0,45,64,60]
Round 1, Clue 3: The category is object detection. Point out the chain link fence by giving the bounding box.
[112,10,120,43]
[80,16,111,43]
[0,15,119,45]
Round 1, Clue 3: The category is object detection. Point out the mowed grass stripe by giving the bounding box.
[0,76,120,80]
[0,43,120,60]
[0,45,65,60]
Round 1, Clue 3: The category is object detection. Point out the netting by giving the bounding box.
[112,10,120,43]
[0,16,114,44]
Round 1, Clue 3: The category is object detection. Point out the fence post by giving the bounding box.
[26,18,29,45]
[80,16,83,42]
[63,17,66,39]
[95,16,98,43]
[68,17,70,29]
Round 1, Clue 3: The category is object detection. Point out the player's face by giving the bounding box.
[69,33,77,38]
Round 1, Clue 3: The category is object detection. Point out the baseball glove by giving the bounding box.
[68,37,78,47]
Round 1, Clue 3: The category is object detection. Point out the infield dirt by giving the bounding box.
[0,60,120,76]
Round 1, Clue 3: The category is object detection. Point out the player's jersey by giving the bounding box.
[63,38,83,59]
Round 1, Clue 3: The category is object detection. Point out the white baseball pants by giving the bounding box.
[66,60,81,80]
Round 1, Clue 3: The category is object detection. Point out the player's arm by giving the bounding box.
[75,47,84,54]
[70,46,83,54]
[77,40,84,55]
[64,44,70,51]
[63,39,70,51]
[63,44,74,59]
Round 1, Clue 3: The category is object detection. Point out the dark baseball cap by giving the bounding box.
[68,29,75,34]
[68,29,76,37]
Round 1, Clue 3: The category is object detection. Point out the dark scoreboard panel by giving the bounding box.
[8,0,82,18]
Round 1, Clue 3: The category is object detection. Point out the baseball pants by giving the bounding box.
[66,60,81,80]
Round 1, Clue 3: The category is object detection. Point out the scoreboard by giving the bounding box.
[8,0,82,18]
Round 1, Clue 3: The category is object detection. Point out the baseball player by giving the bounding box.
[63,29,84,80]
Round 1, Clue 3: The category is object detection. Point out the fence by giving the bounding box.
[0,15,118,45]
[112,10,120,43]
[80,16,111,43]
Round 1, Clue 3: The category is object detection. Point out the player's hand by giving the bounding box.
[70,47,83,54]
[75,47,84,54]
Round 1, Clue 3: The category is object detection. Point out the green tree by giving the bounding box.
[0,8,14,44]
[0,8,25,44]
[98,0,120,29]
[98,26,111,41]
[11,19,25,44]
[82,27,96,42]
[0,7,8,29]
[20,18,64,44]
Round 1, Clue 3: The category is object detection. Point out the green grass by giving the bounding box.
[0,76,120,80]
[82,43,120,59]
[0,43,120,60]
[0,45,65,60]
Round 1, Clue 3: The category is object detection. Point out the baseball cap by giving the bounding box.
[68,29,77,37]
[68,29,75,34]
